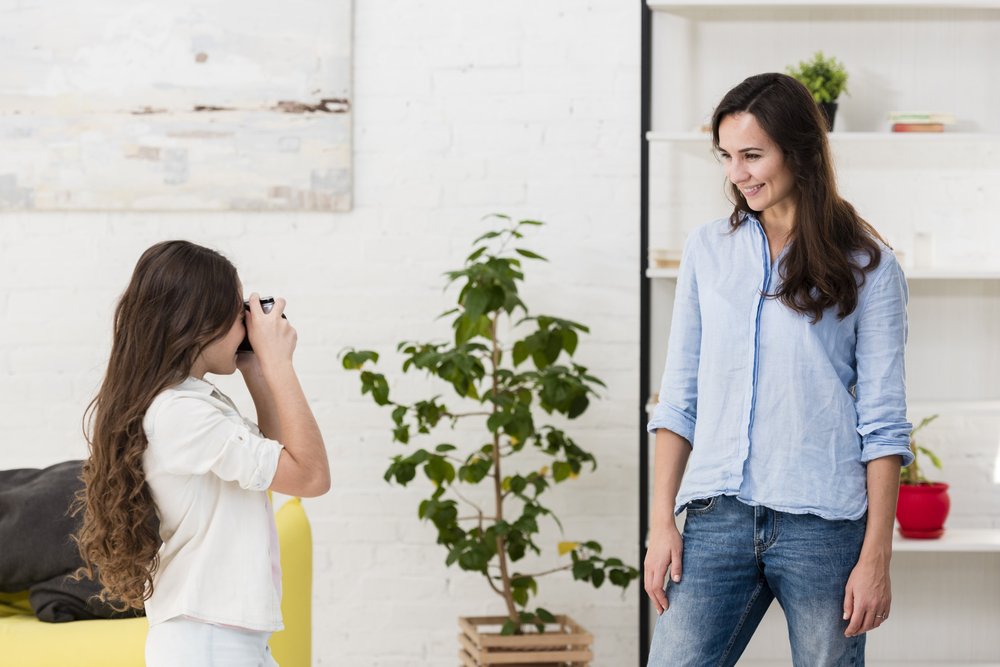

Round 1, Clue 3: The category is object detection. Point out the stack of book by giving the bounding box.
[888,112,956,133]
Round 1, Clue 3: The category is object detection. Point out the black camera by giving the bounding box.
[238,297,288,353]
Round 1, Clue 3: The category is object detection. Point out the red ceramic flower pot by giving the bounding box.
[896,482,950,539]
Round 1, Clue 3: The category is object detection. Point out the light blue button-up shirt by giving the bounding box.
[648,214,914,521]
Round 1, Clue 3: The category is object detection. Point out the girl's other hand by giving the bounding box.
[236,350,262,376]
[246,293,296,367]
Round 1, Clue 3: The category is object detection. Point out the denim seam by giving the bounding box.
[715,576,768,667]
[762,510,781,550]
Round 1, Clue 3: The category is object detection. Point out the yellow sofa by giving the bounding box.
[0,496,311,667]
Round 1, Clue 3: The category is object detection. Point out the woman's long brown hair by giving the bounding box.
[72,240,243,610]
[712,72,884,323]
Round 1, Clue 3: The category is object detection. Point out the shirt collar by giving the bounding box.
[175,375,216,394]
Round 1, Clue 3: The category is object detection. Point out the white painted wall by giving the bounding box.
[0,1,641,665]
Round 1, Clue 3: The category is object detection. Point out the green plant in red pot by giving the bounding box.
[896,415,949,539]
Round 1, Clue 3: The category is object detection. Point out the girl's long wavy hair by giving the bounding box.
[72,240,243,610]
[712,72,884,323]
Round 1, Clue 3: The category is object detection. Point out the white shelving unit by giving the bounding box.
[648,131,1000,142]
[650,0,1000,7]
[640,0,1000,664]
[647,267,1000,279]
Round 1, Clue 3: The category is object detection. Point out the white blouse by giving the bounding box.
[142,376,284,632]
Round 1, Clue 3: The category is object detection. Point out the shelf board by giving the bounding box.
[893,529,1000,552]
[645,268,1000,280]
[905,269,1000,279]
[646,400,1000,415]
[647,131,1000,143]
[648,0,1000,10]
[646,267,680,279]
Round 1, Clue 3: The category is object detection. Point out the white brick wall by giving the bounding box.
[0,1,642,664]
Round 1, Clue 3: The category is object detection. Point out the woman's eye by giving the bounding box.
[745,153,760,160]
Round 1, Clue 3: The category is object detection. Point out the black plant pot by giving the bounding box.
[819,101,838,132]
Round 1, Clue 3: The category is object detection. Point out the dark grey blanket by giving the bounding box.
[0,460,148,622]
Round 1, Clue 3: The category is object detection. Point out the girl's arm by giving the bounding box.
[246,293,331,498]
[237,352,282,442]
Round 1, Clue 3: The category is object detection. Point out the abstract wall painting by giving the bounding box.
[0,0,352,211]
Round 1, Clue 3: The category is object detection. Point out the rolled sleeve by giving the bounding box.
[647,234,701,444]
[149,396,284,490]
[854,257,914,467]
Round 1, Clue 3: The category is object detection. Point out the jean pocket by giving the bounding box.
[683,496,718,514]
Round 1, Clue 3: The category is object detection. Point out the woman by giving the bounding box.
[644,73,913,667]
[73,241,330,666]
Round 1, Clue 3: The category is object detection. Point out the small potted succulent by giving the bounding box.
[896,415,950,539]
[342,216,638,665]
[786,50,849,131]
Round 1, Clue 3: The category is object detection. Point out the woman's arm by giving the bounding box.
[644,428,691,615]
[245,293,331,498]
[844,454,901,636]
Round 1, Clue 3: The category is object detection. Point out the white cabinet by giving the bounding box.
[640,1,1000,663]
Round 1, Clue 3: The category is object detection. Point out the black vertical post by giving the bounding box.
[639,0,653,664]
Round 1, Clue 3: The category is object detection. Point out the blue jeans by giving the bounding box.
[647,495,867,667]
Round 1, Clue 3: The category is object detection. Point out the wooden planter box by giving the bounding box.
[458,615,593,666]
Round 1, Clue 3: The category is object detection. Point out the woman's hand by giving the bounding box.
[245,293,296,368]
[843,549,891,636]
[644,521,684,615]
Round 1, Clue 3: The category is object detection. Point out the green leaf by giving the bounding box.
[464,287,491,322]
[486,412,513,433]
[467,247,487,262]
[918,446,943,469]
[500,620,517,636]
[553,461,572,483]
[512,341,529,366]
[435,444,457,453]
[391,405,407,425]
[562,329,578,356]
[572,560,594,580]
[517,220,544,226]
[567,395,589,419]
[515,248,548,261]
[535,607,556,623]
[591,568,605,588]
[340,349,379,370]
[473,230,503,244]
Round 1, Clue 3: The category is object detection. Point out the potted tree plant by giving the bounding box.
[897,415,950,539]
[786,50,849,131]
[342,215,638,665]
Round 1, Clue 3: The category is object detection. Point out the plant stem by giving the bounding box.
[489,311,518,624]
[518,564,573,579]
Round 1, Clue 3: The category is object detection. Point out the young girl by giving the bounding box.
[644,73,912,666]
[74,240,330,666]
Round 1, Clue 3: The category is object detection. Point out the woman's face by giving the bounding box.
[718,112,798,217]
[190,280,246,380]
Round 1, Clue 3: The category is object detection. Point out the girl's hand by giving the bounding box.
[236,350,263,377]
[843,551,891,636]
[644,522,684,615]
[246,293,296,367]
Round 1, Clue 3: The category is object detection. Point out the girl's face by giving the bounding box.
[190,280,246,380]
[718,112,798,217]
